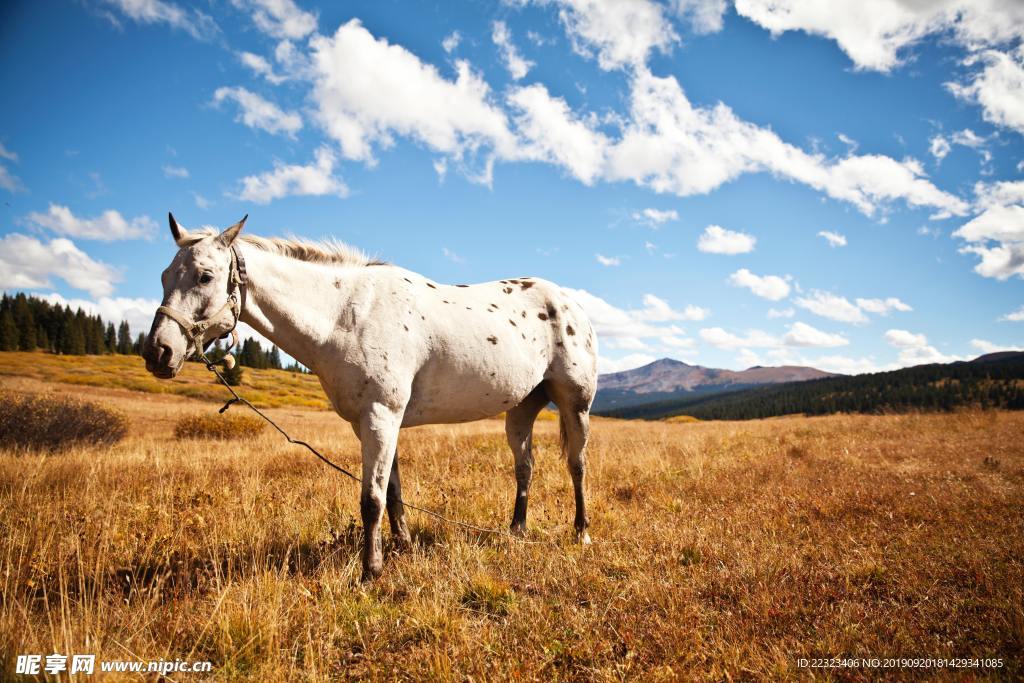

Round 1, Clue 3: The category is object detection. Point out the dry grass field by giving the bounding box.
[1,364,1023,680]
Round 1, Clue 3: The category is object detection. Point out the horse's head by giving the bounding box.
[143,213,247,379]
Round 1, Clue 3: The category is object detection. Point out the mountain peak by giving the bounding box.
[596,359,839,407]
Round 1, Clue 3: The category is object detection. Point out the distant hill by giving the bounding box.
[597,352,1024,421]
[593,358,836,412]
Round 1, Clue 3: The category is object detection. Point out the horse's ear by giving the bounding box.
[217,214,247,247]
[168,212,187,246]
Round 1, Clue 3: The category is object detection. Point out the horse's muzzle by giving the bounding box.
[143,341,182,379]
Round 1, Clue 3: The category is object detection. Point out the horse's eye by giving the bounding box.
[199,272,214,285]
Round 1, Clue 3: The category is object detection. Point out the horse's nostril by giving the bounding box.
[157,343,173,365]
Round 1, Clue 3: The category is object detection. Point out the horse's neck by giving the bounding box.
[236,245,351,371]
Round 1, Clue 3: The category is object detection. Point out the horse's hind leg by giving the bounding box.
[547,382,593,544]
[560,407,591,544]
[385,451,412,550]
[505,383,549,535]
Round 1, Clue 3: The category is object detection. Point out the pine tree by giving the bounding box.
[134,332,147,355]
[67,319,86,355]
[269,345,282,370]
[105,323,117,353]
[0,309,18,351]
[117,321,132,354]
[13,294,37,350]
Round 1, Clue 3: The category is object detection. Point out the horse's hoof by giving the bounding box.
[360,562,384,582]
[575,531,592,545]
[509,522,527,537]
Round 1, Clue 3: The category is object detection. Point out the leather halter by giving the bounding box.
[156,244,248,357]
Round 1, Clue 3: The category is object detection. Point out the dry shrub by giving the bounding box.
[664,414,699,423]
[174,412,266,440]
[0,391,127,452]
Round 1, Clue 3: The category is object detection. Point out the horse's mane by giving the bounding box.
[177,228,386,267]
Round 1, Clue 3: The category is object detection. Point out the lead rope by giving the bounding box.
[197,349,547,543]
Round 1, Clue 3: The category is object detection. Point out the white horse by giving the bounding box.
[143,215,599,579]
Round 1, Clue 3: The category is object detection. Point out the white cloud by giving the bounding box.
[698,224,756,254]
[970,338,1021,354]
[761,348,896,374]
[855,297,912,315]
[783,321,849,347]
[790,290,905,325]
[794,290,868,323]
[0,165,24,193]
[947,45,1024,134]
[699,327,779,349]
[492,21,534,80]
[954,204,1024,280]
[442,247,465,264]
[955,180,1024,280]
[235,146,348,204]
[951,128,988,150]
[595,254,620,266]
[310,20,515,167]
[598,353,659,374]
[37,293,160,336]
[0,142,23,193]
[818,230,847,247]
[700,322,846,350]
[604,69,968,217]
[507,84,609,184]
[564,288,706,370]
[632,208,679,227]
[929,135,951,160]
[230,0,317,40]
[634,293,708,322]
[552,0,679,70]
[102,0,219,41]
[0,234,119,297]
[162,164,189,179]
[767,307,795,319]
[213,86,303,138]
[884,329,928,348]
[239,51,286,85]
[442,31,461,54]
[975,179,1024,210]
[735,0,1024,73]
[672,0,727,34]
[661,335,697,349]
[728,268,791,301]
[884,328,963,365]
[192,192,212,210]
[24,204,156,241]
[931,129,992,164]
[999,305,1024,322]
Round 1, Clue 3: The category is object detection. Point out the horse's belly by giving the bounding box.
[401,357,542,426]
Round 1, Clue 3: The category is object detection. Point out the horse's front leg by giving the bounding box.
[358,402,403,581]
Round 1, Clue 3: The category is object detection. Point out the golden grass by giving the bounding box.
[174,413,267,440]
[0,351,330,409]
[1,379,1022,680]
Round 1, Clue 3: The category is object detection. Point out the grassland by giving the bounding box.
[0,351,331,409]
[1,363,1022,680]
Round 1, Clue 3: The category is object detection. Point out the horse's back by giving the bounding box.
[375,269,597,424]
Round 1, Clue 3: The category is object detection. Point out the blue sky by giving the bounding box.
[0,0,1022,374]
